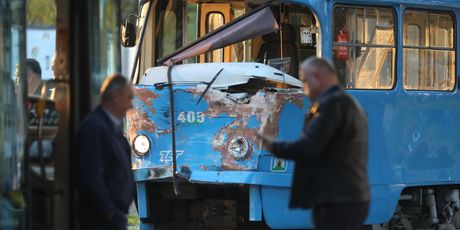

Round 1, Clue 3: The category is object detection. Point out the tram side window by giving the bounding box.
[332,6,395,89]
[403,11,455,91]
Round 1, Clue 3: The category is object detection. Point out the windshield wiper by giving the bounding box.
[154,81,208,90]
[196,68,224,105]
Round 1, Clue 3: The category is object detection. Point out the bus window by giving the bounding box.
[206,12,225,62]
[403,11,455,91]
[333,6,395,89]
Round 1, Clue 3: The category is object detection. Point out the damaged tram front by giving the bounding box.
[125,1,317,229]
[123,0,460,229]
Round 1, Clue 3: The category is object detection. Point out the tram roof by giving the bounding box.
[323,0,459,8]
[141,0,460,8]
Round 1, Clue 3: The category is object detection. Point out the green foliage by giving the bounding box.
[7,191,26,208]
[127,215,139,225]
[27,0,56,27]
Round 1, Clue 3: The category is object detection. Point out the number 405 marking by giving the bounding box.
[177,111,205,123]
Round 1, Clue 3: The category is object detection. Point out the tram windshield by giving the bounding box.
[159,5,279,66]
[131,0,320,80]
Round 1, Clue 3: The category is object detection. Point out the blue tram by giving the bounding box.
[123,0,460,229]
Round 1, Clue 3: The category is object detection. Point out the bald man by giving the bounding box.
[76,74,134,230]
[258,57,370,230]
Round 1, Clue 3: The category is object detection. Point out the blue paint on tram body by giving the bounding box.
[127,0,460,228]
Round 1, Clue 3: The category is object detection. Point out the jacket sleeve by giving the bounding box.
[271,98,342,160]
[76,124,115,216]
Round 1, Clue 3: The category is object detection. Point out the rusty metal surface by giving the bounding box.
[128,85,308,182]
[186,88,304,170]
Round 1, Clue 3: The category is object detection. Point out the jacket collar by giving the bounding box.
[95,106,121,133]
[102,107,122,127]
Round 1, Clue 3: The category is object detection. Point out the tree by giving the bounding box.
[27,0,56,27]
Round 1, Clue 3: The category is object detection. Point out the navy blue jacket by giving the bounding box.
[76,106,134,223]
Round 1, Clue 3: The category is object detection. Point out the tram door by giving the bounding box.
[199,3,231,62]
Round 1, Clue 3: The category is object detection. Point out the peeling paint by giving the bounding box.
[186,88,304,170]
[129,84,305,173]
[125,88,160,146]
[134,88,158,107]
[127,109,157,143]
[187,88,303,137]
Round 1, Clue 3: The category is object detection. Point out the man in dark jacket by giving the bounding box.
[76,74,134,230]
[258,57,370,230]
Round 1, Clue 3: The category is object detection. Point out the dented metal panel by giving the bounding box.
[141,62,303,88]
[127,66,309,183]
[186,88,304,170]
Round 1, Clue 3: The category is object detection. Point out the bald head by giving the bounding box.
[100,74,130,102]
[300,57,337,81]
[100,73,133,118]
[299,57,339,101]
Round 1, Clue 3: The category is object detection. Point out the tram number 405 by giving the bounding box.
[177,111,205,123]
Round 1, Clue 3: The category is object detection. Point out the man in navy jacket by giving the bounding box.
[258,58,369,230]
[76,74,134,230]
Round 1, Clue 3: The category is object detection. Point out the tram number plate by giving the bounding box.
[177,111,205,123]
[159,150,184,163]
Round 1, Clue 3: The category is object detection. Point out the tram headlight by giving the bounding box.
[133,134,150,156]
[228,136,249,160]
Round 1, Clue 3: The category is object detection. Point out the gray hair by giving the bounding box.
[100,73,129,103]
[300,57,337,80]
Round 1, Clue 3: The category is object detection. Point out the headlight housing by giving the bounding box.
[228,136,250,160]
[132,134,150,156]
